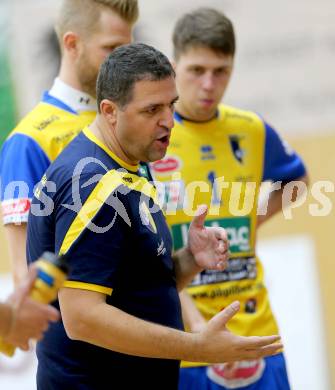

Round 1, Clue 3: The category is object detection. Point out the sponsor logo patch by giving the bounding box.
[200,145,216,160]
[171,217,251,253]
[207,359,265,388]
[151,156,181,175]
[2,198,31,217]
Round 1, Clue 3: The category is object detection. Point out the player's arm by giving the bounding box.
[54,187,278,363]
[257,122,309,227]
[173,205,229,291]
[257,175,309,227]
[0,266,59,350]
[0,134,50,285]
[173,205,229,330]
[179,290,207,332]
[59,288,282,363]
[3,224,28,286]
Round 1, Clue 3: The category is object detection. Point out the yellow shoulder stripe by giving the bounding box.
[63,281,113,295]
[59,169,159,255]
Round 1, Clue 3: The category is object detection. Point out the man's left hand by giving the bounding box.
[188,205,229,270]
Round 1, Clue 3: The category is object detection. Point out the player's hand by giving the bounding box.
[194,301,282,363]
[3,266,59,350]
[188,204,229,270]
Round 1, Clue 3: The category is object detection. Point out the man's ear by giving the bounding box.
[100,100,118,126]
[63,31,80,55]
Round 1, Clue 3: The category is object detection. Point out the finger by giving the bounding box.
[216,241,229,255]
[214,227,228,242]
[242,342,283,359]
[190,204,208,229]
[208,301,240,330]
[258,342,283,355]
[217,240,225,252]
[30,300,60,322]
[214,260,228,270]
[18,342,30,351]
[239,335,281,349]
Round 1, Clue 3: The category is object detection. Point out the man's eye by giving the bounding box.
[147,107,158,114]
[104,46,116,52]
[191,68,203,75]
[215,68,229,76]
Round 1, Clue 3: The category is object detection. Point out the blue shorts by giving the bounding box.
[179,353,290,390]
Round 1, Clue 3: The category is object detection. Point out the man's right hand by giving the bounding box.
[3,266,60,350]
[194,301,282,363]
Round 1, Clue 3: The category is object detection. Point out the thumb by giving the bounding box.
[190,204,208,229]
[208,301,240,331]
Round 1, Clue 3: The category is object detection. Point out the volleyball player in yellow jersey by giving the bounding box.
[152,8,308,390]
[0,0,138,285]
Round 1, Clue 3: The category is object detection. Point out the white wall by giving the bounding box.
[258,235,330,390]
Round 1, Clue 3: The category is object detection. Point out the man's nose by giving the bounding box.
[202,73,215,91]
[159,108,174,129]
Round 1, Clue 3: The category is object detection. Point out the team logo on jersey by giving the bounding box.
[139,201,157,234]
[200,145,215,160]
[229,135,245,164]
[156,238,167,256]
[151,156,182,175]
[245,298,257,313]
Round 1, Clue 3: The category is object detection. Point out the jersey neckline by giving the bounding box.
[83,127,139,173]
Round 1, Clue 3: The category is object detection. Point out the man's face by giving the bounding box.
[174,46,234,121]
[76,10,133,97]
[113,77,178,163]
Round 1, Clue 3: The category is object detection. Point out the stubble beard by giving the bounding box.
[77,56,98,98]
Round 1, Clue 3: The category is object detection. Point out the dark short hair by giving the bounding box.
[172,7,235,60]
[97,43,175,110]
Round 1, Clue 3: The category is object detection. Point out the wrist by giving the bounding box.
[186,331,206,362]
[184,246,203,273]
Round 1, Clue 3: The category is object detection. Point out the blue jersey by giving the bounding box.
[27,127,183,389]
[0,87,96,224]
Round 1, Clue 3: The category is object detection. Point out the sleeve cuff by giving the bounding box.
[1,199,31,225]
[63,281,113,296]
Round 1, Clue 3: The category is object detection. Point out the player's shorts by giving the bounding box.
[179,353,290,390]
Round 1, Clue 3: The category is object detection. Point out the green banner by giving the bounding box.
[171,216,251,252]
[0,7,17,147]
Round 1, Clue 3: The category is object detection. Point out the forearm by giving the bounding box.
[179,290,206,332]
[4,223,28,286]
[60,289,282,364]
[257,190,283,227]
[173,247,202,291]
[257,174,309,227]
[63,298,201,361]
